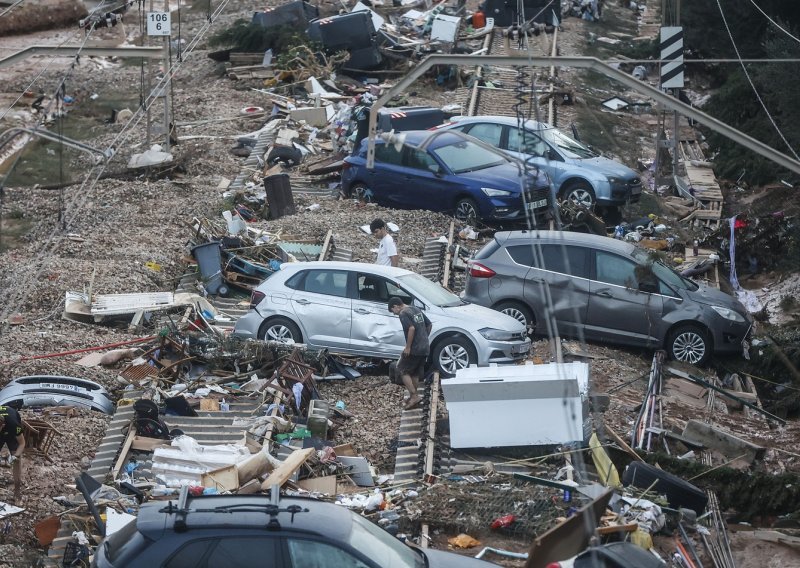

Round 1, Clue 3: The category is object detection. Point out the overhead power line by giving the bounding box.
[715,0,799,161]
[749,0,800,45]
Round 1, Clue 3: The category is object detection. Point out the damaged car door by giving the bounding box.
[288,268,352,351]
[585,250,663,346]
[349,273,409,357]
[522,243,591,337]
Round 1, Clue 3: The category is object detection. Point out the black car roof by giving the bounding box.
[136,494,354,542]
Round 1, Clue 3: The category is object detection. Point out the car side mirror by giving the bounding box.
[428,164,442,176]
[412,298,425,310]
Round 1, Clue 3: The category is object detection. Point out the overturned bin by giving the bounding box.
[441,362,590,448]
[263,173,296,220]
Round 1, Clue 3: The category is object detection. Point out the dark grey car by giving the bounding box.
[462,231,752,365]
[92,493,496,568]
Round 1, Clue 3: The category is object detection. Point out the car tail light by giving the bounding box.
[468,261,496,278]
[250,290,266,309]
[545,563,563,568]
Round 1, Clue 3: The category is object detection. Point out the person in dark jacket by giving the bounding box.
[0,406,25,502]
[388,297,432,410]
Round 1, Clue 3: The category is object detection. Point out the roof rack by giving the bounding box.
[159,485,309,532]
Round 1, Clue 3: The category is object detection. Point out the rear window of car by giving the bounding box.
[474,239,501,260]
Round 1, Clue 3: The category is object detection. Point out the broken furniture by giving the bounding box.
[137,335,196,383]
[22,418,62,463]
[266,350,319,415]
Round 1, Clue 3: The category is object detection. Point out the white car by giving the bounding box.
[232,261,531,376]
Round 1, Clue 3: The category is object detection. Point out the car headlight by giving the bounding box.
[479,327,516,340]
[606,176,625,188]
[481,187,513,197]
[711,305,746,322]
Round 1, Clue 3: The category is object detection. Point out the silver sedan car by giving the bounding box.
[232,261,531,376]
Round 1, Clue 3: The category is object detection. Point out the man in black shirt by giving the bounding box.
[388,297,432,410]
[0,405,25,501]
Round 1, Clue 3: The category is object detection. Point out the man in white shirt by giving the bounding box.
[370,218,398,267]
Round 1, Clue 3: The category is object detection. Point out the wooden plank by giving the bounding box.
[604,423,642,462]
[202,464,239,492]
[131,436,171,452]
[260,448,315,490]
[441,221,454,289]
[318,229,333,261]
[297,475,337,494]
[111,427,136,481]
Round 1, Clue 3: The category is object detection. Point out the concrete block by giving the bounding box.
[682,419,765,464]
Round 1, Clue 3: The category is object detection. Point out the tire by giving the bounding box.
[346,182,373,202]
[267,146,302,167]
[667,324,710,366]
[260,317,302,344]
[494,301,534,331]
[560,182,596,210]
[454,198,479,225]
[600,205,623,226]
[622,461,708,515]
[431,335,477,377]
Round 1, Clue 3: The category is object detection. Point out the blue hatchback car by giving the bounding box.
[341,130,553,225]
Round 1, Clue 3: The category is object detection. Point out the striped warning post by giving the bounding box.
[660,26,684,90]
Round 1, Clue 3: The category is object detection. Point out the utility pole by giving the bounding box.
[659,0,683,178]
[145,4,172,150]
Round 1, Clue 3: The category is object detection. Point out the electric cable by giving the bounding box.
[749,0,800,45]
[715,0,799,161]
[0,0,26,18]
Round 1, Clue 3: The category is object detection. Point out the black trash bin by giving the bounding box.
[263,173,296,219]
[191,241,228,296]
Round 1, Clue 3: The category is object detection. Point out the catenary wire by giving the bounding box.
[749,0,800,45]
[715,0,799,161]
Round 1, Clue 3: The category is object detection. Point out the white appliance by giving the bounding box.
[442,362,590,448]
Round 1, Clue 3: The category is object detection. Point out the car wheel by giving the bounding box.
[260,317,302,344]
[622,461,708,514]
[267,146,302,167]
[347,182,373,202]
[432,336,477,377]
[667,324,710,366]
[561,182,596,210]
[494,301,533,331]
[455,198,479,225]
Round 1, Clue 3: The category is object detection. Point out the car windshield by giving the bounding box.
[397,273,463,307]
[538,126,597,159]
[631,248,699,291]
[431,139,506,173]
[348,514,422,568]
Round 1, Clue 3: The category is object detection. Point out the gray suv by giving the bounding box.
[437,116,642,217]
[462,231,752,365]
